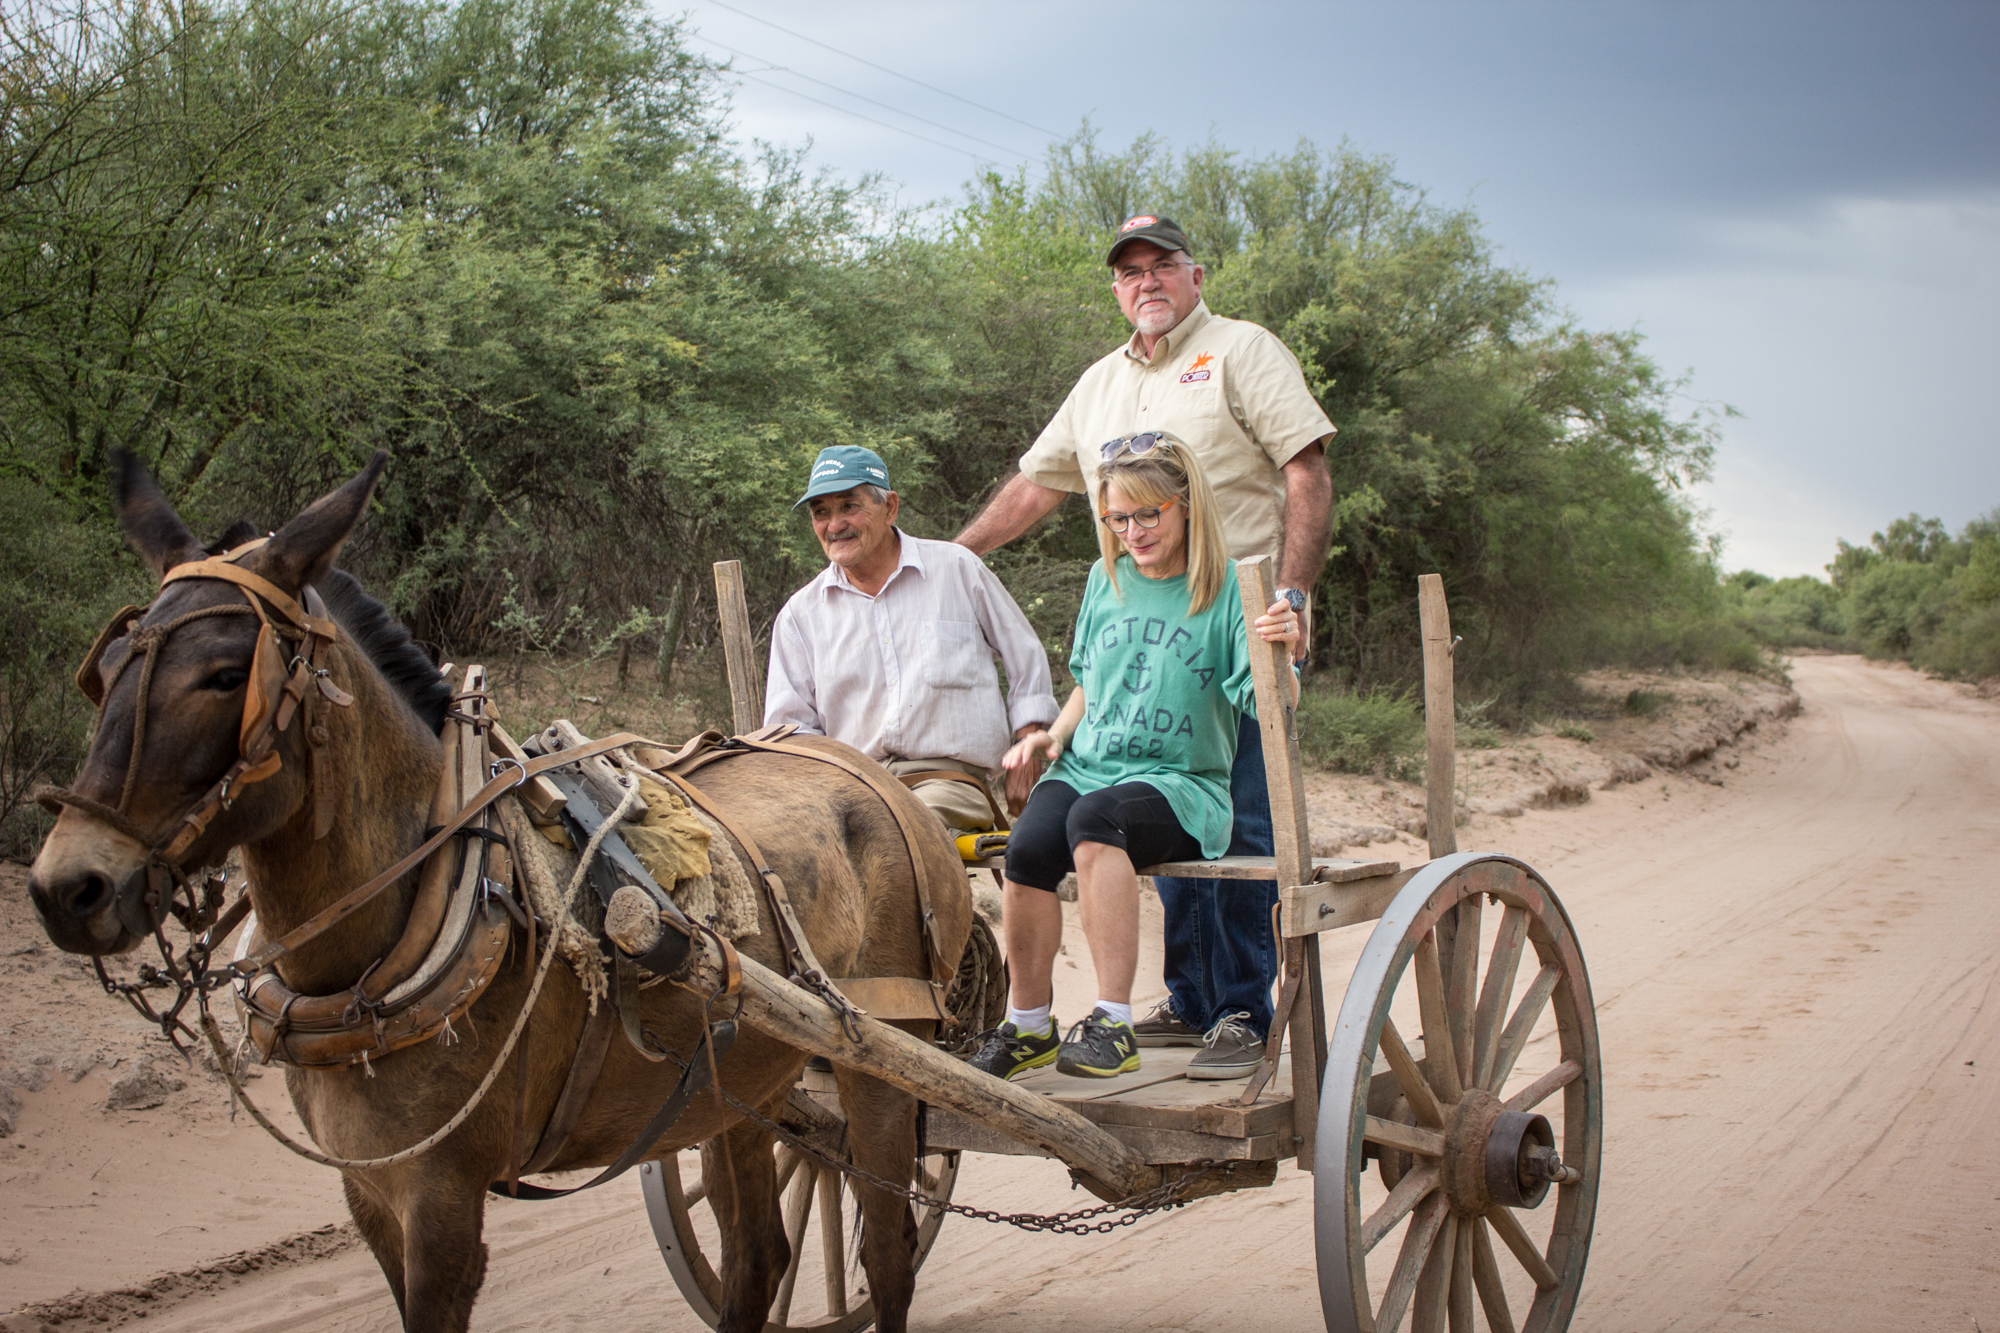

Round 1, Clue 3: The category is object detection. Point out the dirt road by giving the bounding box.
[6,655,1997,1331]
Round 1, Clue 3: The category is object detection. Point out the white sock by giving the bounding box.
[1007,1004,1052,1036]
[1094,1000,1134,1027]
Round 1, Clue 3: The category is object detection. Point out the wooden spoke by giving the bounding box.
[915,1162,941,1193]
[682,1174,708,1209]
[817,1168,847,1317]
[775,1145,804,1196]
[1447,1215,1474,1333]
[1470,1218,1519,1333]
[1486,1204,1560,1291]
[1489,963,1561,1094]
[1411,1212,1456,1333]
[1377,1192,1450,1333]
[1366,1115,1446,1159]
[1380,1017,1445,1127]
[1414,931,1464,1103]
[1473,906,1529,1089]
[771,1165,817,1324]
[1362,1162,1441,1252]
[1447,897,1481,1090]
[1504,1059,1582,1114]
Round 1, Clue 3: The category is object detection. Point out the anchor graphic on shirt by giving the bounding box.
[1121,652,1154,695]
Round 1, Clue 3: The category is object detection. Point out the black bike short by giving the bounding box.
[1004,779,1203,892]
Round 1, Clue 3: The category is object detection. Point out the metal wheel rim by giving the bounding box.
[642,1139,961,1332]
[1314,852,1602,1333]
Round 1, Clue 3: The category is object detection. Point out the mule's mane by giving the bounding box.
[207,522,451,736]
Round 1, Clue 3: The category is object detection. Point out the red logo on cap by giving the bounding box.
[1121,215,1157,232]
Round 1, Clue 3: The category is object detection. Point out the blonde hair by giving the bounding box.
[1095,441,1229,615]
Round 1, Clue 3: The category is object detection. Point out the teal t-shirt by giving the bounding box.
[1042,556,1259,858]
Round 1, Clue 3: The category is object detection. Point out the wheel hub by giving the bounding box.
[1441,1090,1577,1215]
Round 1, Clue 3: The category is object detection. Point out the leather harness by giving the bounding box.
[49,550,965,1184]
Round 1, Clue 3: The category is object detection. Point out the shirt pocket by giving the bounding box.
[926,620,995,691]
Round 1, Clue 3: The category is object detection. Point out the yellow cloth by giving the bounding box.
[621,777,713,883]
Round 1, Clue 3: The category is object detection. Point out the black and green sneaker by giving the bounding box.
[966,1020,1060,1082]
[1056,1008,1141,1078]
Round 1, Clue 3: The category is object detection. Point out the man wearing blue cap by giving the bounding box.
[766,445,1058,833]
[955,214,1337,1080]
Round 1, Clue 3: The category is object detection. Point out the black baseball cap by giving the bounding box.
[1107,214,1193,266]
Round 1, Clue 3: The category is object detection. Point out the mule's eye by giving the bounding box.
[204,667,250,692]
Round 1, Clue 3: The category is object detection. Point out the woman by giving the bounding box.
[968,434,1299,1081]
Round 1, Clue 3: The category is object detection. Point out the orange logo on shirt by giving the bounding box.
[1189,353,1213,370]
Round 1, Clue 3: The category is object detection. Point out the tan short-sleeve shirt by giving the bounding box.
[1018,302,1335,564]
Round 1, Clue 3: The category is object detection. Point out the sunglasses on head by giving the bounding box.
[1099,431,1174,463]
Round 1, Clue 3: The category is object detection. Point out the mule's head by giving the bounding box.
[29,450,388,955]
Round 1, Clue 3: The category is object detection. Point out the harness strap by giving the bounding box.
[521,970,623,1175]
[160,556,340,641]
[731,739,957,990]
[894,768,1011,832]
[230,732,659,977]
[644,765,846,1004]
[490,1016,739,1202]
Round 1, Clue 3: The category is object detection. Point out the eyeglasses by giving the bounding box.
[1111,259,1191,287]
[1099,499,1178,533]
[1099,431,1173,462]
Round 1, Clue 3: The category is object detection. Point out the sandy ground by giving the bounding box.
[4,654,1998,1331]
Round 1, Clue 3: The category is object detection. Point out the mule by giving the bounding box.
[28,451,970,1332]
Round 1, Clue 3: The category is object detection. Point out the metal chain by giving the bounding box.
[714,1083,1214,1235]
[624,1022,1219,1236]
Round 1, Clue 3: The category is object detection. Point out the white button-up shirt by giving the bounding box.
[765,533,1058,771]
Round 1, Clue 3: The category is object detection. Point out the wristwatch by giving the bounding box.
[1276,587,1307,614]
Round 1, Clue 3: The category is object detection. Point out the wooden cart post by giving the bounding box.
[1417,573,1456,861]
[1235,555,1326,1166]
[713,560,763,735]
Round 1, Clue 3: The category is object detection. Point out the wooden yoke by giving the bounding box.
[713,560,764,735]
[1233,556,1327,1166]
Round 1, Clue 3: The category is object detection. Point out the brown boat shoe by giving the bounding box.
[1131,998,1202,1047]
[1186,1012,1265,1080]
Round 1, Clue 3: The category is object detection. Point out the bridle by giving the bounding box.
[36,538,353,1047]
[42,537,351,870]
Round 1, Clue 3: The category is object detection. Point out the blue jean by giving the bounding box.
[1152,713,1278,1034]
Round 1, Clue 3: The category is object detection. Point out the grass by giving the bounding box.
[1295,683,1426,779]
[1623,689,1671,718]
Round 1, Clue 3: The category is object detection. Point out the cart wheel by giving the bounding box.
[642,1130,960,1332]
[1316,853,1601,1333]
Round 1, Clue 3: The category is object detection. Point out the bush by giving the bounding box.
[0,483,149,860]
[1295,684,1425,778]
[1623,689,1669,717]
[1725,572,1848,649]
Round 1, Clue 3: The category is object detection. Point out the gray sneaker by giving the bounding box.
[1187,1012,1266,1080]
[1132,998,1202,1047]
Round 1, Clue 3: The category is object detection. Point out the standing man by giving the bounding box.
[768,446,1058,834]
[956,215,1335,1078]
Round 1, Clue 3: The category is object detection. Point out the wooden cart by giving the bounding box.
[638,560,1602,1333]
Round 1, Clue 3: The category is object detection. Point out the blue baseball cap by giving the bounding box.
[795,446,892,509]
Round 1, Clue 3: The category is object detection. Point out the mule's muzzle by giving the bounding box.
[28,817,151,956]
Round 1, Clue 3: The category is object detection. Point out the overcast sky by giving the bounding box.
[675,0,1999,578]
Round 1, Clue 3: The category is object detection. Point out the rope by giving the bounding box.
[200,781,643,1171]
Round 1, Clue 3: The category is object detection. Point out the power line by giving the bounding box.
[698,0,1063,142]
[692,33,1033,161]
[729,68,1006,167]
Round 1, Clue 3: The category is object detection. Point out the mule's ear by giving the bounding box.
[260,451,390,592]
[112,448,205,578]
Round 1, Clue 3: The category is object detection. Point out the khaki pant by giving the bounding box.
[884,757,1002,835]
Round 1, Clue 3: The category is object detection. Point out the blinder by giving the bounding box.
[43,538,350,871]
